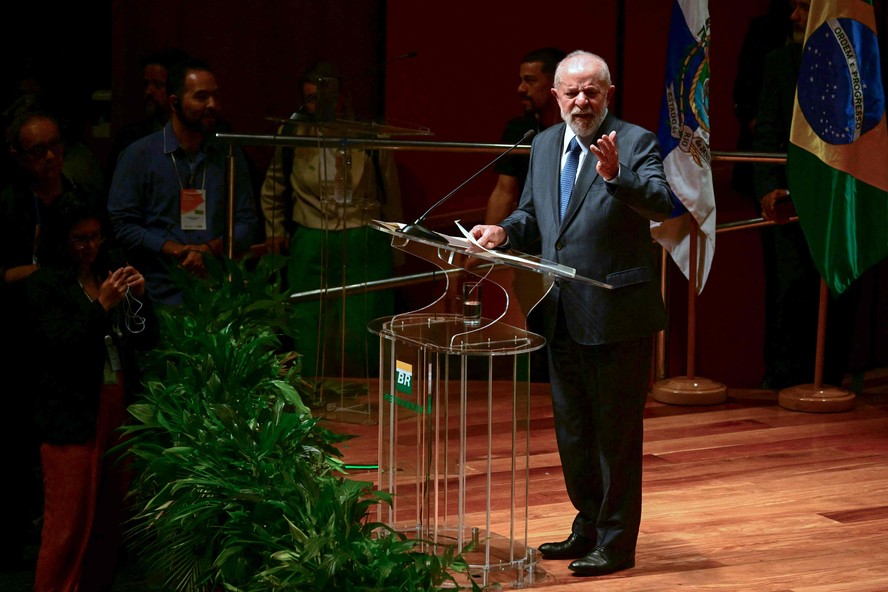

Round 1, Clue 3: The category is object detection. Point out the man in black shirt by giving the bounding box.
[483,47,565,224]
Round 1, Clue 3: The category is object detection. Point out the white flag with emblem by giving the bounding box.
[651,0,716,294]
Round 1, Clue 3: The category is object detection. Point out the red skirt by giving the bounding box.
[34,375,131,592]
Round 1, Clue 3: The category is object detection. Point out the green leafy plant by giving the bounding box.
[117,254,478,591]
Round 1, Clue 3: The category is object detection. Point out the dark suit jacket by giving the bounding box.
[499,115,674,346]
[752,42,802,200]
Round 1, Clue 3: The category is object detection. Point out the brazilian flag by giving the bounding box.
[788,0,888,296]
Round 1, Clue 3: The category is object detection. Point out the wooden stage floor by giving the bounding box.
[325,368,888,591]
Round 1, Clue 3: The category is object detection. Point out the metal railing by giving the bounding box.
[218,132,789,380]
[218,131,787,298]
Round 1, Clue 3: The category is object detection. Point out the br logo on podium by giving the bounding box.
[382,360,431,416]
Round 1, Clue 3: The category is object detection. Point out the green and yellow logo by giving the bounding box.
[395,360,412,394]
[384,360,430,415]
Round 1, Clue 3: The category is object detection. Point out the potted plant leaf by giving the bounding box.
[115,254,478,591]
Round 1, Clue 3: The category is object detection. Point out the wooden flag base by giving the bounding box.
[776,280,856,413]
[778,384,855,413]
[651,376,727,406]
[653,218,727,407]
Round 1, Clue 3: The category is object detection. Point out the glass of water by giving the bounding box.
[462,281,482,325]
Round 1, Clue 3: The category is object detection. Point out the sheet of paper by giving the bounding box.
[454,220,572,276]
[454,220,490,252]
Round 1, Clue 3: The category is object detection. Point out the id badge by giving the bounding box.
[104,335,122,372]
[181,188,207,230]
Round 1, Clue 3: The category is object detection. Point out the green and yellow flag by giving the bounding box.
[788,0,888,296]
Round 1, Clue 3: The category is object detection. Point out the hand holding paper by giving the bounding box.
[458,220,506,252]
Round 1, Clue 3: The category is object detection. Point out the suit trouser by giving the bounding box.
[760,223,859,388]
[548,304,651,557]
[760,223,820,387]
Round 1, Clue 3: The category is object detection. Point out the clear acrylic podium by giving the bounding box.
[368,220,608,588]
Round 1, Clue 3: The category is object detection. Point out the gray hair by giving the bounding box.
[554,50,612,87]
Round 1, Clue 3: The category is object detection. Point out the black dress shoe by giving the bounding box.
[568,547,635,576]
[537,533,597,560]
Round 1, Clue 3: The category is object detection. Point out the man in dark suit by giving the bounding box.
[470,50,675,577]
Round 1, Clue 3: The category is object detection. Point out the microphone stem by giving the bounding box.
[400,129,535,244]
[414,162,497,224]
[413,129,535,225]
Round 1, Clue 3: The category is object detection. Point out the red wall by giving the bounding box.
[88,0,885,388]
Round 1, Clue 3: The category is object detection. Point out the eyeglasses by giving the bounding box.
[69,233,105,249]
[21,138,64,160]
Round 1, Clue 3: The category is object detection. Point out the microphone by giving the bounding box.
[401,129,537,243]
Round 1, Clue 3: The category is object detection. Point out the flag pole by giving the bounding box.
[651,217,727,405]
[655,247,669,381]
[777,277,855,412]
[687,219,697,377]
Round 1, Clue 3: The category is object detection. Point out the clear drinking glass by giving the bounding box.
[462,281,482,325]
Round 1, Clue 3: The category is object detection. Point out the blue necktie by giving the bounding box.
[559,136,581,222]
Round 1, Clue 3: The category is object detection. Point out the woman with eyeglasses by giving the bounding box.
[0,109,73,571]
[26,190,157,592]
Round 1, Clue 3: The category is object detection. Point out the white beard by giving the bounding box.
[564,107,607,140]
